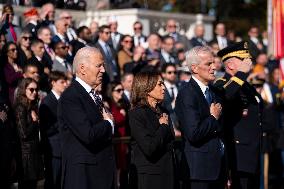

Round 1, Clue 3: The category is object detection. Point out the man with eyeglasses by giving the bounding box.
[161,63,180,135]
[165,19,191,51]
[132,21,146,47]
[94,25,119,83]
[59,11,77,42]
[52,41,72,77]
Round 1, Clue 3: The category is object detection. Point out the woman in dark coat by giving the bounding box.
[14,78,44,189]
[129,72,175,189]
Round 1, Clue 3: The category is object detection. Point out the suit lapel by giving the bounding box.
[189,78,210,112]
[72,80,103,118]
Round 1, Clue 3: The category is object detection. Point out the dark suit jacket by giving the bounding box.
[129,105,175,189]
[70,39,86,55]
[94,42,119,82]
[175,78,223,180]
[58,79,115,189]
[39,92,61,158]
[213,72,262,174]
[190,37,208,47]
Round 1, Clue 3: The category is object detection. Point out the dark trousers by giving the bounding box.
[44,156,61,189]
[18,180,37,189]
[190,180,225,189]
[231,171,259,189]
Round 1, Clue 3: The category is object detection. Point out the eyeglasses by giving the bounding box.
[22,36,32,41]
[167,25,176,28]
[113,88,124,93]
[167,71,177,75]
[123,40,133,43]
[63,16,72,19]
[27,87,38,93]
[103,31,110,35]
[134,27,142,30]
[8,48,17,52]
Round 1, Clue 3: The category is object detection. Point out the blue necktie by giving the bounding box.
[205,88,212,105]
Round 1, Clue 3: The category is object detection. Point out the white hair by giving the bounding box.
[185,46,213,73]
[72,47,101,74]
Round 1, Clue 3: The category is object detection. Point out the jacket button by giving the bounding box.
[235,140,240,144]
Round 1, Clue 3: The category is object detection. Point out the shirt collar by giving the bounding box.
[51,90,60,100]
[78,38,87,45]
[98,39,107,46]
[55,56,65,64]
[192,75,208,95]
[75,76,93,94]
[164,80,176,89]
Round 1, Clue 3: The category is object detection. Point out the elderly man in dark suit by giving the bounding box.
[175,46,224,189]
[58,47,115,189]
[39,71,68,189]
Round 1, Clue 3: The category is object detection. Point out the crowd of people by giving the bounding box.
[0,2,283,189]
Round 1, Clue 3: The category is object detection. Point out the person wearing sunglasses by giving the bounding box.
[17,30,33,69]
[2,41,23,104]
[117,34,134,75]
[14,78,44,189]
[52,41,72,77]
[105,81,129,188]
[132,21,146,47]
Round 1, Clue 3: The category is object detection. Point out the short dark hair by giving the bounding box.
[161,63,176,73]
[98,25,110,33]
[23,62,38,73]
[31,38,44,47]
[49,71,67,85]
[131,72,160,108]
[162,35,174,43]
[77,26,89,36]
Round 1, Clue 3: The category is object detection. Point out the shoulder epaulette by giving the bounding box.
[214,77,227,83]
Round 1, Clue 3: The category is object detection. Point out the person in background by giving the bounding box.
[106,81,129,189]
[121,72,134,104]
[117,35,133,75]
[160,35,177,65]
[59,11,77,42]
[0,4,21,43]
[17,30,33,69]
[129,72,175,189]
[23,7,40,39]
[2,42,23,104]
[211,23,230,50]
[190,24,208,47]
[37,26,55,66]
[14,78,44,189]
[71,26,92,55]
[108,16,123,51]
[89,20,99,44]
[40,3,56,34]
[52,41,72,77]
[165,19,191,51]
[39,71,68,189]
[132,21,147,47]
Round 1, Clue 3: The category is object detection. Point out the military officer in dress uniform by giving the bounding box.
[213,41,263,189]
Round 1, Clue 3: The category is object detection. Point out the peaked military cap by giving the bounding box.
[217,41,252,62]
